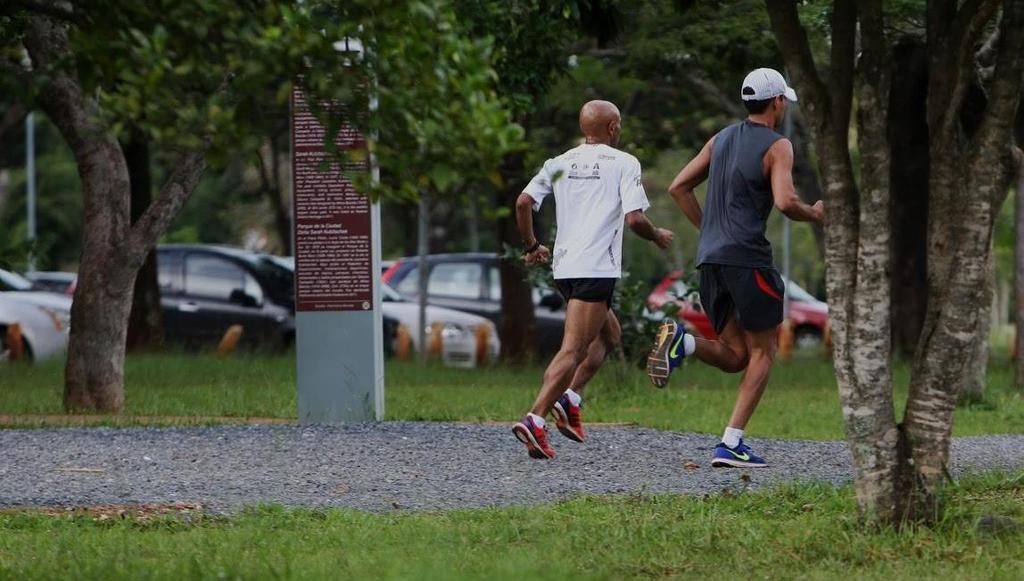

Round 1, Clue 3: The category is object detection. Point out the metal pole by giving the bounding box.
[468,194,480,252]
[368,57,384,419]
[781,95,794,321]
[25,111,36,272]
[417,192,430,364]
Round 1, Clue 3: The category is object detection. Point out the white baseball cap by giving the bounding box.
[741,68,798,102]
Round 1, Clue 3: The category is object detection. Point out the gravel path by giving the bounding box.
[2,423,1021,512]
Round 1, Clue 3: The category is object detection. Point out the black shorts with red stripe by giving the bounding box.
[698,264,785,335]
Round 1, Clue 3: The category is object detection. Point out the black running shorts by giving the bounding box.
[555,278,616,309]
[698,264,785,334]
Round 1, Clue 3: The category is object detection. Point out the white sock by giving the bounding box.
[683,334,696,356]
[722,426,744,448]
[564,388,582,406]
[528,412,546,427]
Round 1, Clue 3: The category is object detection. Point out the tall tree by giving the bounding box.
[765,0,1024,524]
[453,0,608,363]
[909,0,1024,499]
[123,128,164,352]
[2,0,518,411]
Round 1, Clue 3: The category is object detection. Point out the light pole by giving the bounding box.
[25,111,36,272]
[781,83,795,322]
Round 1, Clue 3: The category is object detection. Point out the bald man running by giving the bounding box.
[513,100,674,459]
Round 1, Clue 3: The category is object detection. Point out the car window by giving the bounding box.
[397,263,484,299]
[157,255,182,293]
[185,255,260,303]
[785,279,817,302]
[428,263,483,299]
[490,266,547,304]
[489,266,501,300]
[381,285,404,302]
[395,266,421,296]
[253,257,293,301]
[0,269,34,291]
[244,272,264,305]
[669,280,692,299]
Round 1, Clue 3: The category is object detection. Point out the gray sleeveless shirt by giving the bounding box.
[696,120,784,268]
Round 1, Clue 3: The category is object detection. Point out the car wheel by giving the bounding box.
[795,326,822,349]
[0,335,33,362]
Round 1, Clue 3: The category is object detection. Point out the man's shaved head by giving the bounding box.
[579,100,622,145]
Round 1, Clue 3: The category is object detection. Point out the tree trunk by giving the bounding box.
[888,38,930,359]
[24,16,134,412]
[260,136,292,254]
[25,15,209,412]
[843,0,905,523]
[768,0,905,524]
[384,201,420,257]
[961,250,994,403]
[905,0,1024,519]
[66,264,137,411]
[904,140,992,519]
[0,169,9,219]
[0,104,26,157]
[497,151,537,363]
[124,128,165,352]
[1015,148,1024,389]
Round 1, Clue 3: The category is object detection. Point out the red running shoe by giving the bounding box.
[552,393,585,443]
[513,415,555,459]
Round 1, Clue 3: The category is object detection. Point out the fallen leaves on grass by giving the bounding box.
[39,503,203,522]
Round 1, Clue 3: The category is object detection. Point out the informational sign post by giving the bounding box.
[291,84,383,423]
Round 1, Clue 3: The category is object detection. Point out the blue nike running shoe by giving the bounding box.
[646,320,687,388]
[711,440,768,468]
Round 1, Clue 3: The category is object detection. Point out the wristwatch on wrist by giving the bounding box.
[524,241,541,254]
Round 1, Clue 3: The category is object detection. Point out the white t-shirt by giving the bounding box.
[524,143,650,280]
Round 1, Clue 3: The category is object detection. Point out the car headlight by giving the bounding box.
[441,323,469,340]
[38,307,71,332]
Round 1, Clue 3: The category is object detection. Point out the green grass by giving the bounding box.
[2,474,1022,580]
[2,352,1023,440]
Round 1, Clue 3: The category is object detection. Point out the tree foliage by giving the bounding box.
[2,0,521,198]
[0,0,525,411]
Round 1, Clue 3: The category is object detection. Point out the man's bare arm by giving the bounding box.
[768,139,824,224]
[668,136,715,229]
[515,192,551,263]
[515,193,539,246]
[625,210,674,249]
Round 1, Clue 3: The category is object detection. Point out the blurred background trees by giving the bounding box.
[2,0,1021,459]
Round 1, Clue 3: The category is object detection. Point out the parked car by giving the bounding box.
[156,245,299,351]
[271,256,497,367]
[382,253,567,355]
[381,284,499,367]
[647,270,829,347]
[0,291,72,361]
[0,268,37,292]
[24,271,77,295]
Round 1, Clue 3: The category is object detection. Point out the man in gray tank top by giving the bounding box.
[646,68,825,468]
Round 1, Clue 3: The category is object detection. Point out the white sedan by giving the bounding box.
[0,291,72,362]
[269,256,499,367]
[381,284,500,367]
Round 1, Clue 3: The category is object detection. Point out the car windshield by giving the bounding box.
[785,279,818,302]
[669,280,690,297]
[252,257,295,301]
[0,269,34,291]
[382,285,404,302]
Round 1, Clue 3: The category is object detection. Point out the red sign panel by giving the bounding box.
[290,86,373,312]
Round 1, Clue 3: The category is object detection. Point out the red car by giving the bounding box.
[647,270,829,347]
